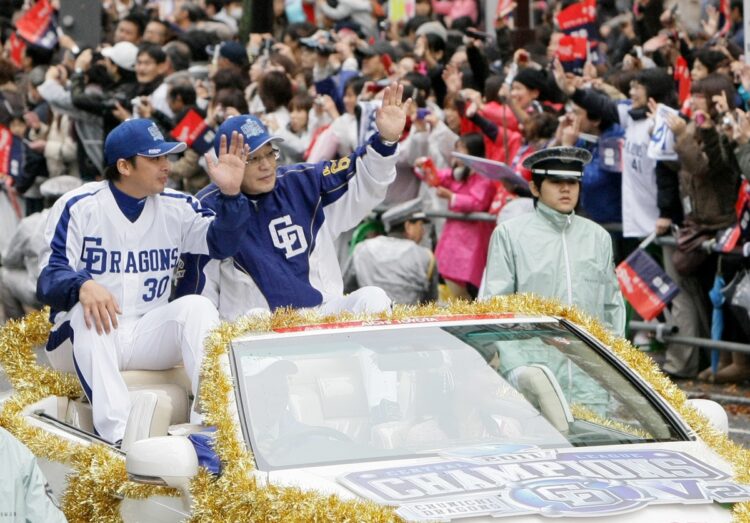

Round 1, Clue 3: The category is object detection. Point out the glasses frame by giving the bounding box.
[245,147,280,166]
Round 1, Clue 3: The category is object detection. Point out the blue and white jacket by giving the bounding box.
[175,134,398,318]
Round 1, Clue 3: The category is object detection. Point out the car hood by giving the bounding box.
[265,440,740,522]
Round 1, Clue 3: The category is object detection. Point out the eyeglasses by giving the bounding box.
[246,148,280,165]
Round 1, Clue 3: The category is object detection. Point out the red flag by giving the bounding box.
[8,33,26,69]
[556,0,597,38]
[556,35,588,74]
[674,55,691,106]
[15,0,57,49]
[616,249,680,320]
[170,109,215,154]
[0,125,14,176]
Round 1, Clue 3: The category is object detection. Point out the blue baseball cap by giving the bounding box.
[104,119,187,166]
[213,115,283,156]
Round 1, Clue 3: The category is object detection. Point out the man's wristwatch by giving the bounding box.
[379,135,400,146]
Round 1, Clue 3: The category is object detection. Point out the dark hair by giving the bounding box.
[205,0,226,11]
[575,88,612,130]
[634,68,678,107]
[450,16,474,32]
[694,47,731,74]
[120,14,146,37]
[289,92,313,112]
[524,112,558,141]
[214,87,249,113]
[458,132,485,158]
[213,67,248,91]
[602,68,638,97]
[164,41,192,71]
[268,53,298,77]
[23,43,54,67]
[691,73,737,120]
[146,19,172,40]
[344,75,366,96]
[180,3,207,22]
[403,71,431,95]
[259,71,293,112]
[104,157,136,181]
[283,22,317,42]
[423,33,446,59]
[403,16,432,36]
[178,29,220,62]
[137,43,167,64]
[168,81,197,107]
[484,75,504,103]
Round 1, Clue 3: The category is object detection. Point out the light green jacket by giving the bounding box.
[480,202,626,336]
[0,427,67,523]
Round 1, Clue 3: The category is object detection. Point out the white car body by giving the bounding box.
[4,313,747,522]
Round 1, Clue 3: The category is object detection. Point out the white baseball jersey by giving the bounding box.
[38,180,245,332]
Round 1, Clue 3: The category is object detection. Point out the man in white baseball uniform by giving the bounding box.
[37,118,250,444]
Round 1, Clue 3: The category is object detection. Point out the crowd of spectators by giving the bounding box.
[0,0,749,383]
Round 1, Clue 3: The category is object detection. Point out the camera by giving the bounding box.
[102,93,131,111]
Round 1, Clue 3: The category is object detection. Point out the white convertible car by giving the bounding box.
[4,306,750,522]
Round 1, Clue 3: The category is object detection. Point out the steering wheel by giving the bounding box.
[268,426,353,455]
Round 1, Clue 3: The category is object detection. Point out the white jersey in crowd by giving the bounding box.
[617,101,659,238]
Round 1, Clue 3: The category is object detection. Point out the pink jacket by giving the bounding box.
[434,169,496,288]
[431,0,478,23]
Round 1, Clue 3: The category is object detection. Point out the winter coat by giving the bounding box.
[434,169,496,288]
[673,124,741,230]
[480,201,626,335]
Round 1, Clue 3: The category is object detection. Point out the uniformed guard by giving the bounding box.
[344,198,438,305]
[480,146,626,335]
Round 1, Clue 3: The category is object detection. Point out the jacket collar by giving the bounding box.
[536,201,574,231]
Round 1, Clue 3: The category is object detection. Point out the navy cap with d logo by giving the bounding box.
[104,118,187,166]
[213,115,283,156]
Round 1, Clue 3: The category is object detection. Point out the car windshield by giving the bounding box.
[230,320,683,470]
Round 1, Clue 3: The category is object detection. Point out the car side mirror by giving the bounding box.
[126,436,198,494]
[687,399,729,435]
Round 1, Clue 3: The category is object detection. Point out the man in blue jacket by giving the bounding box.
[176,83,412,319]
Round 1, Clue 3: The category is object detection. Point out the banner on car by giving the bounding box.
[340,448,750,520]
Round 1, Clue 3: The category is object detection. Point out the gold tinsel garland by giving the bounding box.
[570,403,652,440]
[2,296,750,521]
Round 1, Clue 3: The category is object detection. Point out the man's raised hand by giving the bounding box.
[376,82,413,143]
[205,130,249,196]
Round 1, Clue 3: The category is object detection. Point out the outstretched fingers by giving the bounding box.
[228,131,245,157]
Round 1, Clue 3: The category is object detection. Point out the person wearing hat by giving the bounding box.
[0,176,82,321]
[343,198,438,305]
[36,119,251,444]
[480,146,626,336]
[176,83,412,318]
[68,44,139,139]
